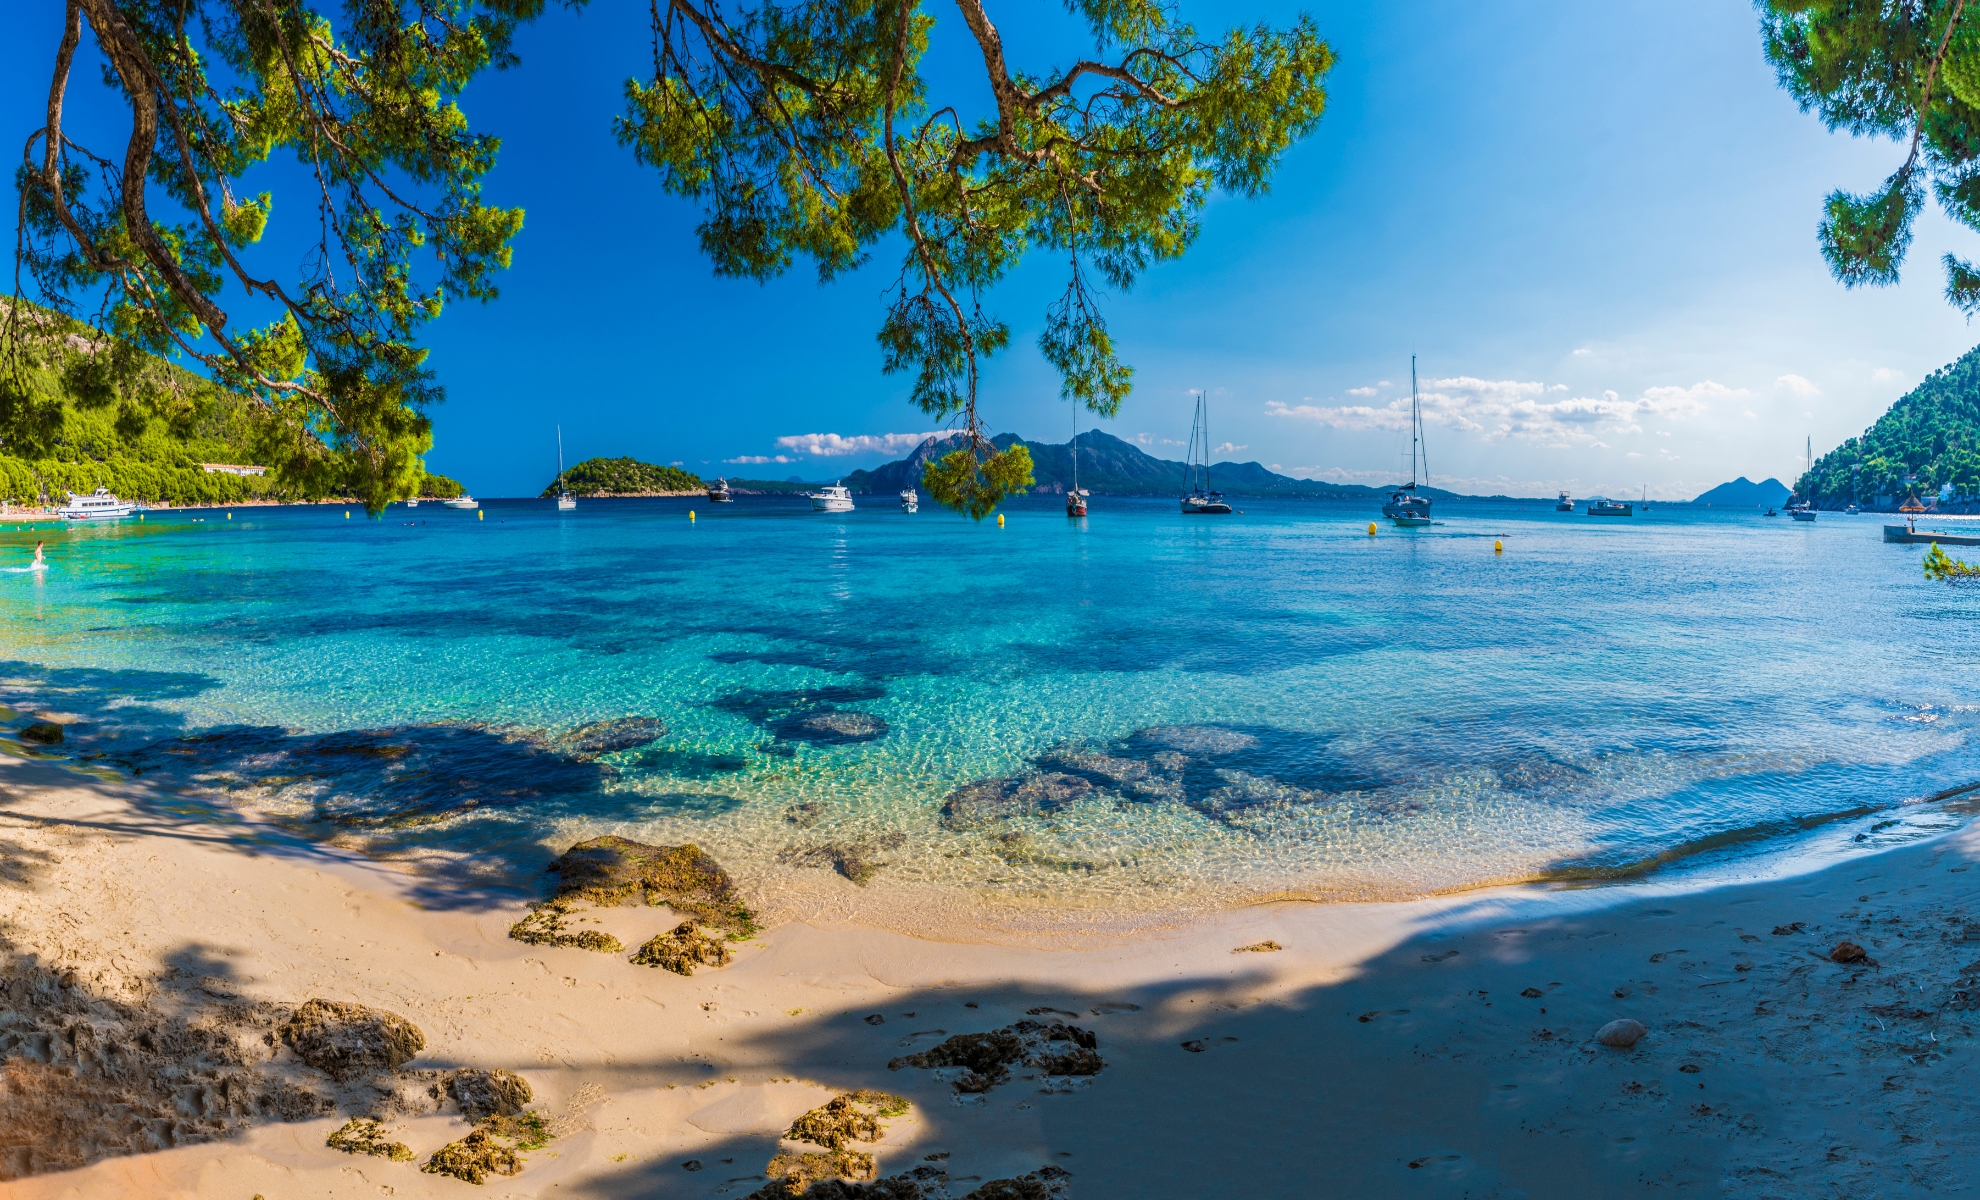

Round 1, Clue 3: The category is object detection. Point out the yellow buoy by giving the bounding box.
[690,510,696,521]
[1494,539,1503,554]
[344,510,350,519]
[1367,522,1377,536]
[477,509,484,521]
[226,512,232,520]
[997,513,1005,527]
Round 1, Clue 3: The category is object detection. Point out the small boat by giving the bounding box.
[58,487,135,520]
[810,483,854,513]
[554,426,576,510]
[1764,507,1779,517]
[899,488,918,512]
[1180,389,1233,514]
[1067,410,1088,517]
[1586,497,1632,517]
[406,498,420,508]
[1844,503,1859,515]
[1555,491,1573,512]
[1381,358,1433,526]
[444,496,479,510]
[708,478,734,503]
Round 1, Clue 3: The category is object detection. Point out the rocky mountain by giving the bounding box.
[840,431,1444,499]
[1691,477,1792,507]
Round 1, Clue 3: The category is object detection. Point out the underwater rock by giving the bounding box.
[784,801,827,827]
[776,710,889,745]
[1136,724,1260,755]
[1595,1019,1647,1048]
[888,1021,1100,1093]
[938,773,1094,830]
[507,899,625,953]
[280,999,425,1078]
[325,1117,413,1161]
[422,1127,523,1184]
[446,1068,532,1121]
[18,722,63,745]
[560,717,668,758]
[545,836,756,934]
[779,837,905,886]
[785,1090,909,1151]
[630,922,731,975]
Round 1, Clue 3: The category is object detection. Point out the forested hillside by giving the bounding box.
[1803,345,1980,507]
[1,303,453,507]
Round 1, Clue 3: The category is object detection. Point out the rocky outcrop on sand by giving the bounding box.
[326,1117,413,1161]
[887,1021,1102,1093]
[446,1067,532,1120]
[631,921,731,974]
[279,998,426,1078]
[509,837,756,975]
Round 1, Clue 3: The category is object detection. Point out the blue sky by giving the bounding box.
[7,1,1980,498]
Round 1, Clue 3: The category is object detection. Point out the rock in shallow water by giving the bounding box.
[560,716,668,757]
[776,710,888,744]
[18,721,64,745]
[1831,940,1868,963]
[939,772,1094,829]
[1595,1018,1647,1048]
[280,998,425,1077]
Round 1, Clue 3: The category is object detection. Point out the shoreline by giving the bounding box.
[5,753,1980,1196]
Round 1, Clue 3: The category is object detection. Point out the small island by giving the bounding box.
[542,456,704,498]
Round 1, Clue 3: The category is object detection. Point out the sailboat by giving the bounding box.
[1381,357,1433,526]
[554,426,576,511]
[1789,436,1817,522]
[1067,406,1088,518]
[1180,390,1232,514]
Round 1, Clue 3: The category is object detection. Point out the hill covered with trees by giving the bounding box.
[1803,345,1980,508]
[546,457,702,497]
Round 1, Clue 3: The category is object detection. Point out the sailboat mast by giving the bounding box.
[1410,356,1421,488]
[557,425,566,487]
[1071,403,1078,494]
[1202,389,1212,495]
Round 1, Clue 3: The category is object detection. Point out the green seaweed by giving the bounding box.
[629,921,731,975]
[507,898,626,953]
[421,1128,522,1184]
[784,1090,909,1150]
[325,1117,413,1162]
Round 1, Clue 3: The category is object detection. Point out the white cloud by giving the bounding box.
[725,454,799,464]
[1214,442,1249,453]
[1775,374,1820,397]
[1626,452,1643,458]
[1873,367,1905,383]
[670,461,684,467]
[1346,386,1380,397]
[774,431,939,457]
[1573,348,1593,356]
[1377,380,1393,387]
[1263,377,1742,445]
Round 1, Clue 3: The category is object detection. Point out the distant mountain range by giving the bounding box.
[1691,476,1792,507]
[839,431,1469,499]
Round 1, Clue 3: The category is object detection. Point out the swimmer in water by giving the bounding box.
[32,541,44,568]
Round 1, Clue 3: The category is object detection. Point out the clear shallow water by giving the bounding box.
[3,496,1977,930]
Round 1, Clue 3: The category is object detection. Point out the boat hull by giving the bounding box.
[556,497,576,511]
[443,498,479,510]
[59,508,134,520]
[1790,511,1816,522]
[1587,504,1632,517]
[1181,497,1232,515]
[812,498,854,512]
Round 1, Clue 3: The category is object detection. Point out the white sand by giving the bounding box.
[3,750,1978,1198]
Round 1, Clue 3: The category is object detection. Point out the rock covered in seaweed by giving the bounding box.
[507,899,626,953]
[446,1068,532,1120]
[544,836,756,934]
[18,721,64,745]
[422,1127,522,1183]
[887,1021,1100,1093]
[939,773,1093,830]
[630,921,731,975]
[785,1090,909,1150]
[776,710,888,745]
[745,1165,1069,1200]
[279,999,425,1078]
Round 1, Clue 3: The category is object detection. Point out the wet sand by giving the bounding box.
[3,750,1979,1199]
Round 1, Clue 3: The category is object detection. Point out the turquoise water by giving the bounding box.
[3,497,1977,930]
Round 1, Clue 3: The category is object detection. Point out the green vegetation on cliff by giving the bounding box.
[1803,345,1980,505]
[2,302,454,507]
[545,457,702,497]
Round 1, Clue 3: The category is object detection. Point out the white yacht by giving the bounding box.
[899,488,918,512]
[554,426,576,510]
[58,487,136,520]
[444,496,479,510]
[810,483,854,513]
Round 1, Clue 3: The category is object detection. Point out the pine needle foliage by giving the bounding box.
[1761,0,1980,312]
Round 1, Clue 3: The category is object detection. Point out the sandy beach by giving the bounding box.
[2,748,1978,1199]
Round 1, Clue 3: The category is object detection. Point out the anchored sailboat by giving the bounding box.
[1788,436,1816,521]
[1381,357,1433,526]
[1067,404,1089,518]
[1180,390,1232,514]
[554,426,576,511]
